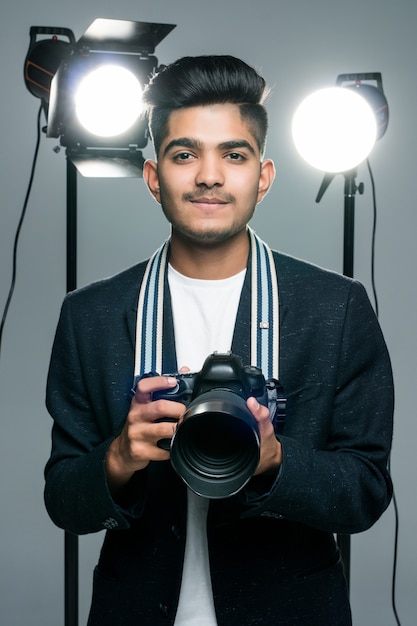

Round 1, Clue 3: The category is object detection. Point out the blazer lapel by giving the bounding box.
[231,266,251,365]
[232,253,288,369]
[124,265,178,376]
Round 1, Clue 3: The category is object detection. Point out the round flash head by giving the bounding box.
[74,65,144,137]
[292,87,378,173]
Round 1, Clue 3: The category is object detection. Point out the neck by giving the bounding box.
[168,228,250,279]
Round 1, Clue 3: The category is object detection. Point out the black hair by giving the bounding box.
[143,55,269,156]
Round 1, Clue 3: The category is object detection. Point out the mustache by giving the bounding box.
[182,190,235,203]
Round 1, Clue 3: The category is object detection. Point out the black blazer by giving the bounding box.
[45,250,393,625]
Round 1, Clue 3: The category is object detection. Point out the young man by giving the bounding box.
[45,56,394,625]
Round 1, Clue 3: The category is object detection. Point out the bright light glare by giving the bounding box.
[75,65,143,137]
[292,87,377,172]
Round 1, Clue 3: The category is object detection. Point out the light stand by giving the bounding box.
[24,18,176,626]
[316,167,365,589]
[66,158,78,625]
[293,73,389,591]
[316,168,364,278]
[341,170,363,279]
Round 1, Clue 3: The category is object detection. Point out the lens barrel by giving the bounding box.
[170,389,260,498]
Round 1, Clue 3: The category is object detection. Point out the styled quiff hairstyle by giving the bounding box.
[142,55,269,157]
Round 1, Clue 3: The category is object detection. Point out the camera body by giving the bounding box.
[153,351,268,407]
[152,352,277,499]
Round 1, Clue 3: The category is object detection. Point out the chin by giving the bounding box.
[176,222,247,245]
[185,230,236,245]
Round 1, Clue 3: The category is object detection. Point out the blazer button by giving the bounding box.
[159,602,169,617]
[171,525,181,540]
[102,517,118,530]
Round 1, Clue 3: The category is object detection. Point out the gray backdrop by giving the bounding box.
[0,0,415,624]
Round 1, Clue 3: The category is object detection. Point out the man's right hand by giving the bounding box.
[105,375,186,496]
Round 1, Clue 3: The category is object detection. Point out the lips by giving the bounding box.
[183,191,234,206]
[192,197,227,205]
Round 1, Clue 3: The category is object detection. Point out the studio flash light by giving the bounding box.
[24,18,176,177]
[292,73,388,173]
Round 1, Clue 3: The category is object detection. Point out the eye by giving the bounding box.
[173,151,195,162]
[226,152,246,161]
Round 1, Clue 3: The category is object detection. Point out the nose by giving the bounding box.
[195,153,224,188]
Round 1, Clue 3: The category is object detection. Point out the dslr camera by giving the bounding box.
[151,352,285,499]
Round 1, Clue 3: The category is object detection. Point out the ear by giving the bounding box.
[143,159,161,203]
[257,159,276,203]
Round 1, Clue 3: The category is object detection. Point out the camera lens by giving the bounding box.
[170,389,260,498]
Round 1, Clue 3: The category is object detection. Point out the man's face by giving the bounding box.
[143,103,274,245]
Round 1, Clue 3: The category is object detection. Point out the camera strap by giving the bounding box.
[248,228,279,381]
[134,227,280,381]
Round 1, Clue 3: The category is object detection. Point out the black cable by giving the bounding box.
[367,159,379,318]
[388,457,401,626]
[367,158,401,626]
[0,103,43,360]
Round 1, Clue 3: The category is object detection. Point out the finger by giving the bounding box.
[246,397,274,439]
[157,420,179,451]
[134,375,178,403]
[129,397,186,426]
[246,398,282,475]
[247,396,270,424]
[124,419,179,462]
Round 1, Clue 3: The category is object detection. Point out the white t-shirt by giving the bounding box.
[168,264,246,372]
[168,264,246,626]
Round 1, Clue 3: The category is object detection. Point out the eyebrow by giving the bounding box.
[162,137,257,157]
[219,140,257,155]
[162,137,201,156]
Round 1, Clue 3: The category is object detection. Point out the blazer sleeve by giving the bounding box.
[240,279,394,535]
[44,283,146,535]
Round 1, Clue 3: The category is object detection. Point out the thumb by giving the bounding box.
[247,396,270,423]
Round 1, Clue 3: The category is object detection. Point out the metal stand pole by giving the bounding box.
[336,169,361,591]
[65,157,79,626]
[343,171,357,279]
[316,168,364,592]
